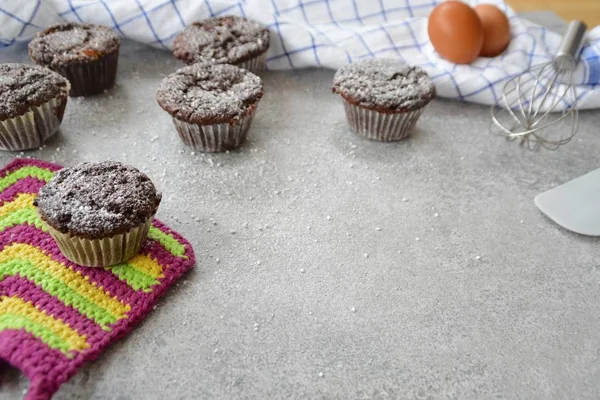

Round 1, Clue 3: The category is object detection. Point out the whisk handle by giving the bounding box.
[555,20,587,71]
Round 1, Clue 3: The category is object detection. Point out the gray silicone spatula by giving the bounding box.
[535,167,600,236]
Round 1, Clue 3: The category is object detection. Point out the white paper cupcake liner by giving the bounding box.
[342,99,425,141]
[0,96,68,151]
[172,112,256,153]
[45,217,153,268]
[236,51,267,74]
[54,50,119,96]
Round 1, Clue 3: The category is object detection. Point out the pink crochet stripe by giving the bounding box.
[0,177,47,203]
[0,224,193,306]
[1,276,104,340]
[0,225,138,303]
[0,159,61,178]
[0,329,70,399]
[0,159,61,203]
[0,159,196,400]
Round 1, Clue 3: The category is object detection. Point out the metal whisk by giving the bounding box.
[491,20,588,150]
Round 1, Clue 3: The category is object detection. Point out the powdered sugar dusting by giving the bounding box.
[0,63,69,121]
[172,16,269,65]
[332,59,436,112]
[28,23,120,68]
[156,63,263,124]
[35,161,161,238]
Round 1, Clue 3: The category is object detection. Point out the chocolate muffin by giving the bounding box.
[35,161,161,267]
[156,62,263,152]
[332,59,436,141]
[28,23,120,96]
[172,16,270,74]
[0,63,70,151]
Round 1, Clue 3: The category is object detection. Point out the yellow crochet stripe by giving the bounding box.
[0,193,36,217]
[1,259,118,328]
[0,296,89,355]
[128,254,164,280]
[107,254,164,292]
[0,244,130,323]
[0,205,170,291]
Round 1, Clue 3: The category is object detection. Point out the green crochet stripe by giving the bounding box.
[0,208,45,232]
[148,227,187,258]
[0,259,118,328]
[108,263,159,292]
[0,314,73,356]
[0,166,54,191]
[0,209,186,260]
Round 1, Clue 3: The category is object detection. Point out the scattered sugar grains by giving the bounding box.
[351,307,356,313]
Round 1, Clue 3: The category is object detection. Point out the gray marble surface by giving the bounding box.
[1,12,600,400]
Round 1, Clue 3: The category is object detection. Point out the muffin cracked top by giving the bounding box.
[28,23,120,68]
[172,16,269,65]
[34,161,161,239]
[156,62,263,125]
[332,59,436,113]
[0,63,69,121]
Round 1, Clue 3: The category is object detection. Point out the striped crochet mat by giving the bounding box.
[0,158,195,400]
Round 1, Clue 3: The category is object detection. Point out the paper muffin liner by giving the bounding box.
[53,50,119,96]
[236,50,268,74]
[171,112,256,153]
[342,99,425,141]
[0,96,68,151]
[44,217,153,268]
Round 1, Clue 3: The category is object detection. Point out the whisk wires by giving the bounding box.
[491,62,578,150]
[490,20,586,151]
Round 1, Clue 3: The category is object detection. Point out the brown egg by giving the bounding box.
[474,4,511,57]
[427,1,483,64]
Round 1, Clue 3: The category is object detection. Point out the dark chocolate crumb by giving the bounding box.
[28,23,120,68]
[332,59,436,112]
[0,63,69,121]
[35,161,161,238]
[172,16,269,65]
[156,62,263,125]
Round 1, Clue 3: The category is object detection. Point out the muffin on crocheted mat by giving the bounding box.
[28,23,120,96]
[0,63,70,151]
[332,59,436,141]
[156,62,264,153]
[172,16,270,74]
[34,161,162,267]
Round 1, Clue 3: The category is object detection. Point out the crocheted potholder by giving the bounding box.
[0,159,195,399]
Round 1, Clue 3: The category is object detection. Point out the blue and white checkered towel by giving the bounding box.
[2,0,600,110]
